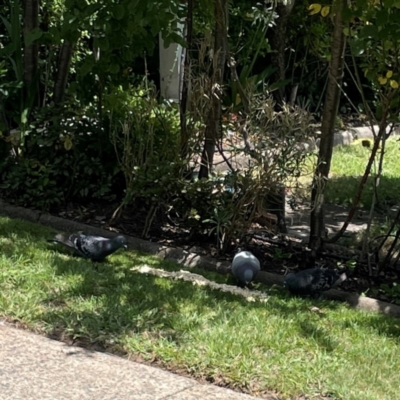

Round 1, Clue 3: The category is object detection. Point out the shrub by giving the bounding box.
[108,82,184,231]
[0,103,115,209]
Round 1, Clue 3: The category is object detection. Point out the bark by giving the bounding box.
[179,0,193,162]
[308,0,347,258]
[23,0,40,105]
[0,92,9,132]
[198,0,228,179]
[267,0,296,106]
[53,40,74,105]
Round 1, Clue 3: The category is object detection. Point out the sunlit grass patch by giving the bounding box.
[0,216,400,399]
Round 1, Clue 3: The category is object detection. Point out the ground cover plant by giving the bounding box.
[1,216,400,400]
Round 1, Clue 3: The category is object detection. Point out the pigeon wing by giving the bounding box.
[311,269,345,293]
[49,232,124,261]
[47,233,78,253]
[71,235,102,259]
[295,271,314,295]
[68,233,91,258]
[74,235,118,261]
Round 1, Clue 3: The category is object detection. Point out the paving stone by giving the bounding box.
[0,324,265,400]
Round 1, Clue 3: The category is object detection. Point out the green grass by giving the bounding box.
[296,138,400,209]
[326,138,400,208]
[1,216,400,400]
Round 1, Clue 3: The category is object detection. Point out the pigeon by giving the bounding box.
[284,268,347,297]
[231,250,261,288]
[47,232,127,261]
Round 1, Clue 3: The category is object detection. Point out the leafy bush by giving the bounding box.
[193,93,316,251]
[0,158,63,209]
[172,174,236,242]
[0,103,115,209]
[108,82,184,230]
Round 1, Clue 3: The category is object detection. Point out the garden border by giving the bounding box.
[1,198,400,318]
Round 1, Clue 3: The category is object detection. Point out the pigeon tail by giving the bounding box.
[243,269,254,285]
[46,233,75,250]
[231,250,261,287]
[332,272,347,288]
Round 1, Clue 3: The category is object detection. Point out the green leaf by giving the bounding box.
[94,37,109,51]
[360,24,379,39]
[21,108,29,124]
[128,0,141,14]
[64,137,73,150]
[24,28,43,47]
[109,63,120,74]
[0,16,12,36]
[376,9,389,27]
[113,5,125,20]
[78,57,95,76]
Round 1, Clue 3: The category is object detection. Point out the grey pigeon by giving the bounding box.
[47,232,127,261]
[231,250,261,288]
[284,268,347,297]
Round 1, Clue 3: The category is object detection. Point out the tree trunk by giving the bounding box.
[308,0,347,258]
[180,0,193,162]
[23,0,39,106]
[198,0,228,179]
[267,0,296,106]
[53,40,74,105]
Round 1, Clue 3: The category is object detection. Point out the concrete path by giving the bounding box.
[0,323,265,400]
[285,203,378,240]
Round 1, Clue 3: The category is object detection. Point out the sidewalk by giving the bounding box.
[0,323,265,400]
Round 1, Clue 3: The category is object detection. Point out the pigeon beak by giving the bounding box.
[123,244,128,250]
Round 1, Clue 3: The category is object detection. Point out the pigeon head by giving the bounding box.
[114,235,128,249]
[283,273,296,288]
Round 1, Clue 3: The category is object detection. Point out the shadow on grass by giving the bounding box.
[298,319,341,352]
[0,215,400,357]
[326,175,400,211]
[45,256,400,353]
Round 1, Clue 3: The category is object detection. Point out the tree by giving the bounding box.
[308,0,347,258]
[180,0,194,162]
[23,0,40,106]
[267,0,297,106]
[326,1,400,257]
[198,0,228,179]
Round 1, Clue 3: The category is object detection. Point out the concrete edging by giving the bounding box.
[331,124,400,147]
[1,199,400,318]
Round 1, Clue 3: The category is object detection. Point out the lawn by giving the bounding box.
[1,215,400,400]
[297,138,400,209]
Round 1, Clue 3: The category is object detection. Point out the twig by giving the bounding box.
[215,141,235,171]
[382,226,400,269]
[374,210,400,266]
